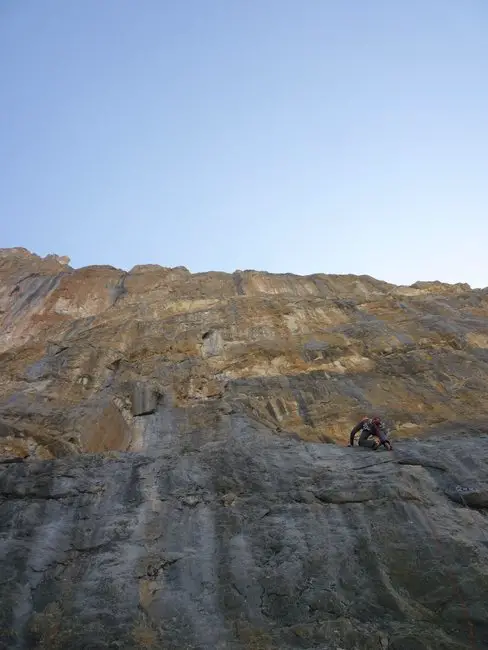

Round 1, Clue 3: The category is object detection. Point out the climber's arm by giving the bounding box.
[348,421,364,446]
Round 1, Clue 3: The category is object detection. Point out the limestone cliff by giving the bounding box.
[1,247,488,459]
[0,247,488,649]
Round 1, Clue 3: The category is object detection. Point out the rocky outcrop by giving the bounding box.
[1,423,488,649]
[1,247,488,648]
[1,247,488,459]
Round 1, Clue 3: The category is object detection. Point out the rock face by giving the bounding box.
[2,247,488,459]
[1,425,488,649]
[1,247,488,648]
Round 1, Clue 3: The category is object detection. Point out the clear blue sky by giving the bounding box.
[1,1,487,287]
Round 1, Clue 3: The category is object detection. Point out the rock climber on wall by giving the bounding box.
[348,416,393,450]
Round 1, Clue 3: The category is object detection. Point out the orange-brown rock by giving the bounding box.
[2,248,488,650]
[1,247,488,459]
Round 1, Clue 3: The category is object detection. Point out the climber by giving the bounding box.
[348,416,392,450]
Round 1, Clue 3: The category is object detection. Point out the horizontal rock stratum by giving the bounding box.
[0,247,488,649]
[1,247,488,458]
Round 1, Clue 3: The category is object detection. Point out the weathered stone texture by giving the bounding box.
[1,424,488,649]
[0,248,488,648]
[2,248,488,457]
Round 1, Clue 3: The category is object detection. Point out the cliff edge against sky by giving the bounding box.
[1,247,488,649]
[1,246,488,459]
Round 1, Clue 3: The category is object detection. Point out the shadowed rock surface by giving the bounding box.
[1,421,488,649]
[1,248,488,648]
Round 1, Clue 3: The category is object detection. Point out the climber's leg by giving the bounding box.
[358,429,377,449]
